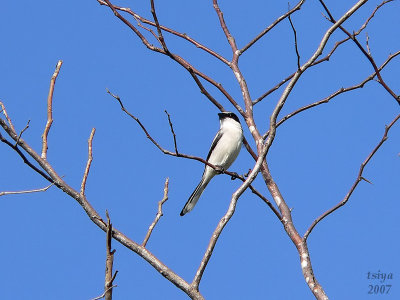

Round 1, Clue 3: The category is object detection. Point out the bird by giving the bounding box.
[180,112,243,216]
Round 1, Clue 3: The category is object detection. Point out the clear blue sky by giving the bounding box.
[1,1,399,299]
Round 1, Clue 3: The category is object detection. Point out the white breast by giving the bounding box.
[208,118,243,169]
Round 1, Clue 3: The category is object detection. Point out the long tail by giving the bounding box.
[180,177,211,216]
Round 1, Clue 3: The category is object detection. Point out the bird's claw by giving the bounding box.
[230,172,239,180]
[215,165,225,174]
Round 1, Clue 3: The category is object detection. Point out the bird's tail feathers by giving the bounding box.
[180,177,211,216]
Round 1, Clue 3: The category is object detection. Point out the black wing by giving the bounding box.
[206,129,222,161]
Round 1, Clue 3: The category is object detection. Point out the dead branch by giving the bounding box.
[41,60,62,159]
[80,128,96,196]
[304,112,400,241]
[142,178,169,247]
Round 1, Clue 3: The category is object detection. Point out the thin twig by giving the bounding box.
[0,129,54,183]
[0,182,55,197]
[304,113,400,241]
[0,101,16,133]
[80,128,96,196]
[106,89,223,169]
[240,0,305,54]
[213,0,237,51]
[288,11,301,70]
[41,60,63,159]
[164,111,178,154]
[142,178,169,247]
[15,120,30,146]
[91,285,118,300]
[186,69,225,111]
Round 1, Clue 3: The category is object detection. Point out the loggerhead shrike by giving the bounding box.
[180,112,243,216]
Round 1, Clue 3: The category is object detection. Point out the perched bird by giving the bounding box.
[180,112,243,216]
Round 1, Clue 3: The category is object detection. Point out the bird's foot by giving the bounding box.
[215,165,225,174]
[230,172,240,180]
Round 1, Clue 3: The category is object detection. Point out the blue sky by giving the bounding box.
[1,1,399,299]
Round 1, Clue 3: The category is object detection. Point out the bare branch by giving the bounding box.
[91,285,118,300]
[107,89,226,170]
[0,68,205,299]
[187,69,225,111]
[104,211,117,300]
[107,90,272,213]
[0,101,16,133]
[100,0,242,114]
[318,0,400,105]
[263,50,400,138]
[80,128,96,196]
[304,113,400,241]
[0,128,54,183]
[0,182,55,197]
[15,120,30,146]
[288,12,301,70]
[192,135,272,290]
[96,0,230,65]
[150,0,169,53]
[2,116,202,298]
[213,0,237,52]
[142,178,169,247]
[41,60,63,159]
[253,0,392,105]
[240,0,305,54]
[164,111,178,154]
[266,0,369,151]
[250,3,370,299]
